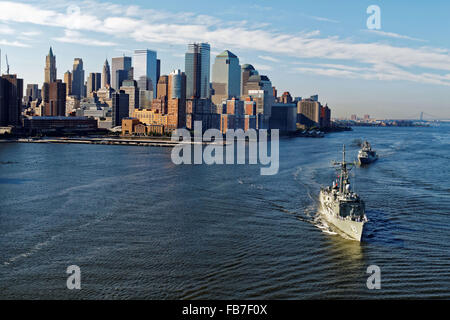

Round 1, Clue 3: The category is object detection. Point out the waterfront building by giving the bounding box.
[245,73,274,129]
[185,98,220,131]
[219,97,256,133]
[152,75,169,114]
[72,58,85,99]
[211,50,240,106]
[44,47,57,84]
[185,43,210,99]
[22,116,97,134]
[42,80,66,116]
[121,118,140,135]
[0,74,23,127]
[133,49,158,98]
[321,105,332,128]
[112,90,130,127]
[120,80,139,117]
[132,108,168,127]
[111,56,132,90]
[270,103,297,134]
[167,69,187,130]
[297,98,321,128]
[102,59,111,88]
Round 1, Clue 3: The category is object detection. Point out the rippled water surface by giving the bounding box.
[1,125,449,299]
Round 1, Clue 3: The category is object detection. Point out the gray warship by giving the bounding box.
[358,141,378,165]
[319,145,367,241]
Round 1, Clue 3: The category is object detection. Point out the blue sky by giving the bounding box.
[0,0,449,119]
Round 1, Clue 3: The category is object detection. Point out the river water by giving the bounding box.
[0,124,449,299]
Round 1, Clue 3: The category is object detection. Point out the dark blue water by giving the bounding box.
[0,125,449,299]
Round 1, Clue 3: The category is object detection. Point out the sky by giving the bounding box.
[0,0,449,119]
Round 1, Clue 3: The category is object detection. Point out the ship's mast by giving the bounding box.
[334,144,352,194]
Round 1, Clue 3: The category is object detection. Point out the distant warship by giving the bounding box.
[319,145,367,241]
[358,141,378,165]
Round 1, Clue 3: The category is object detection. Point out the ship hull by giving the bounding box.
[358,155,377,165]
[319,192,365,241]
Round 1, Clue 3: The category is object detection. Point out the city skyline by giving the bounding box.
[0,0,449,119]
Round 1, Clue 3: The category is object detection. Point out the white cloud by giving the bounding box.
[53,29,117,46]
[0,0,450,86]
[0,39,30,47]
[0,24,14,34]
[253,64,273,71]
[310,16,339,23]
[364,30,427,42]
[258,55,280,63]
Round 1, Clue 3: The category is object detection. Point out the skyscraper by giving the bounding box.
[87,73,101,96]
[44,47,57,84]
[133,49,157,98]
[167,69,187,130]
[240,64,258,96]
[64,71,72,96]
[120,80,139,117]
[102,59,111,89]
[185,43,210,99]
[42,80,66,116]
[112,90,129,127]
[211,50,240,106]
[0,74,23,126]
[151,75,168,114]
[26,84,39,101]
[111,56,132,91]
[72,58,85,99]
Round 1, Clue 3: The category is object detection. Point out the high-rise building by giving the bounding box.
[185,43,210,99]
[240,64,258,96]
[167,69,187,130]
[64,71,72,96]
[112,90,129,127]
[281,91,293,104]
[42,80,66,116]
[297,98,321,128]
[152,75,168,114]
[133,49,157,98]
[321,105,332,128]
[26,84,39,101]
[0,74,23,127]
[211,50,240,106]
[72,58,85,99]
[120,80,139,117]
[44,47,57,84]
[156,59,161,85]
[111,56,132,90]
[102,59,111,89]
[87,73,101,96]
[245,74,274,126]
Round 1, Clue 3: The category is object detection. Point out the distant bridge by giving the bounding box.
[393,111,448,121]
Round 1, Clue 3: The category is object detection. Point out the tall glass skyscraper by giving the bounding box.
[111,56,132,91]
[133,49,158,98]
[72,58,85,99]
[211,50,240,105]
[185,43,210,99]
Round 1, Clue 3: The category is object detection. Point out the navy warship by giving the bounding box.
[319,145,367,241]
[358,141,378,165]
